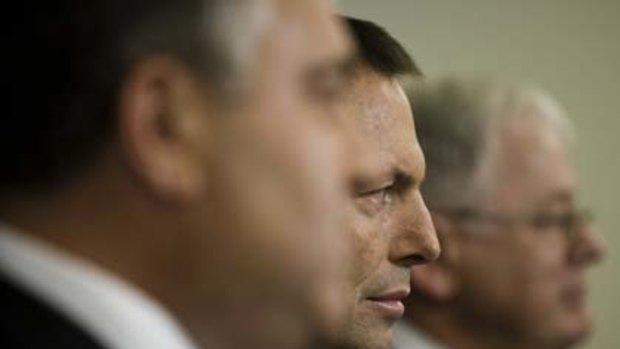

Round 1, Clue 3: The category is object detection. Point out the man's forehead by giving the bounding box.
[344,70,409,121]
[491,136,576,210]
[345,71,425,179]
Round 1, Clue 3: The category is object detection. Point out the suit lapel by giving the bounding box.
[0,272,106,349]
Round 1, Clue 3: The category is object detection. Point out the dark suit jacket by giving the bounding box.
[0,272,105,349]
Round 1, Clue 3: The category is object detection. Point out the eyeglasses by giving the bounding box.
[433,207,594,242]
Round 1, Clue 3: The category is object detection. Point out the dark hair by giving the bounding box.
[2,0,240,195]
[343,16,422,78]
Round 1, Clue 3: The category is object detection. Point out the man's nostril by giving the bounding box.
[400,254,430,268]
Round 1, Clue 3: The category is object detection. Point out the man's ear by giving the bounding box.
[411,214,462,302]
[117,56,213,203]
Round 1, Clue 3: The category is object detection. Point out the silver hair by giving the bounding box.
[408,77,575,210]
[123,0,273,96]
[205,0,274,93]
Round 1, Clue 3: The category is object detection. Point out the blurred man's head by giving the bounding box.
[335,17,440,349]
[404,78,605,349]
[3,1,357,348]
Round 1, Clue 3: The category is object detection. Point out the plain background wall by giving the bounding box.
[339,1,620,348]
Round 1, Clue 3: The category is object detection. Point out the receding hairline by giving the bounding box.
[410,78,575,209]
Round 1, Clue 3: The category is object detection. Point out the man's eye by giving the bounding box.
[531,212,573,230]
[354,184,394,216]
[363,186,392,201]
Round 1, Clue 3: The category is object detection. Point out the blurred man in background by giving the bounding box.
[333,17,440,349]
[0,1,358,348]
[395,78,605,349]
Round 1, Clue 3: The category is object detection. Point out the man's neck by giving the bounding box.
[0,160,181,315]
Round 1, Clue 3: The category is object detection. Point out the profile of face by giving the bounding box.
[431,115,605,348]
[136,0,356,348]
[338,70,440,349]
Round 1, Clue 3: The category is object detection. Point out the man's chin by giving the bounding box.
[565,316,594,347]
[347,322,394,349]
[540,312,594,349]
[348,333,392,349]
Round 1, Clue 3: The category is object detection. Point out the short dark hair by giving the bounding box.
[2,0,245,195]
[343,16,422,78]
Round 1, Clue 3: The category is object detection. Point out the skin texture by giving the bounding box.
[0,0,359,348]
[407,115,605,349]
[338,69,440,349]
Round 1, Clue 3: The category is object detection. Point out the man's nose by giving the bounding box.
[569,219,606,266]
[389,193,441,268]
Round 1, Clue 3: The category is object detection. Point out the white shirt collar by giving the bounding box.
[393,321,447,349]
[0,223,198,349]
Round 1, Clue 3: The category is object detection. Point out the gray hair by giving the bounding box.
[124,0,273,95]
[408,77,574,210]
[2,0,273,194]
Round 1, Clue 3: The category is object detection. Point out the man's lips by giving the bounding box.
[365,289,410,320]
[562,282,588,309]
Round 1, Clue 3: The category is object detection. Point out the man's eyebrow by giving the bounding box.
[392,167,418,191]
[401,155,426,188]
[543,190,574,203]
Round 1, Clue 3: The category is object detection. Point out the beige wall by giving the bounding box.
[339,1,620,348]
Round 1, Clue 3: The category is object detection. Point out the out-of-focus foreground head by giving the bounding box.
[2,0,356,348]
[399,77,605,349]
[334,16,440,349]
